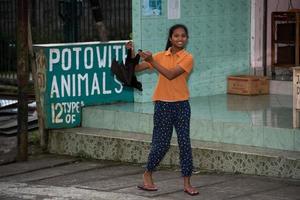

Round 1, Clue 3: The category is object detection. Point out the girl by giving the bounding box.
[132,24,199,196]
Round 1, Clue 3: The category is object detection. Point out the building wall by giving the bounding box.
[132,0,251,102]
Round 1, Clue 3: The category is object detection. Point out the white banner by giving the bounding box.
[168,0,180,19]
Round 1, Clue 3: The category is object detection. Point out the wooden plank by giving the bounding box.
[28,12,48,150]
[271,12,275,77]
[296,13,300,65]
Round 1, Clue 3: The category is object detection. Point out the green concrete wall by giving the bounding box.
[132,0,251,102]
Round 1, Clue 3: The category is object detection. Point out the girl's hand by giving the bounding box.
[139,51,153,62]
[126,41,136,58]
[125,41,133,49]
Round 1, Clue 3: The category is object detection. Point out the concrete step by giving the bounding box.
[81,101,300,152]
[270,80,292,96]
[48,127,300,179]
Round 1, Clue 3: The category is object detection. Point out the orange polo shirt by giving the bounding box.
[147,48,194,101]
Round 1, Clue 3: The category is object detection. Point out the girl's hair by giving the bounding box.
[165,24,189,50]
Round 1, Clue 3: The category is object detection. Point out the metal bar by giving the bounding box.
[118,0,121,38]
[42,0,45,41]
[9,1,12,73]
[50,0,53,42]
[271,12,275,79]
[36,1,43,41]
[1,0,132,75]
[296,13,300,65]
[5,1,7,38]
[124,0,127,39]
[128,0,132,39]
[55,0,62,42]
[3,1,7,72]
[53,0,56,41]
[116,0,118,38]
[46,0,49,42]
[88,0,91,40]
[114,0,117,39]
[87,1,91,41]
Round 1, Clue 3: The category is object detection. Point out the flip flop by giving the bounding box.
[137,184,158,191]
[184,188,199,196]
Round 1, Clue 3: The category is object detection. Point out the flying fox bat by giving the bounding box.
[111,48,143,91]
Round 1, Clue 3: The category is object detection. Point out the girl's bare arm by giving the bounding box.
[139,51,184,80]
[135,61,151,72]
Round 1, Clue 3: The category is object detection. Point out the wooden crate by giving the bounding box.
[227,75,269,95]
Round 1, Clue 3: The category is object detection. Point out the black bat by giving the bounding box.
[111,48,143,91]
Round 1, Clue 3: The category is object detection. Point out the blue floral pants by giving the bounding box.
[146,100,193,177]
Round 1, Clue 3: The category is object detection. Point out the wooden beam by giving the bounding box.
[16,0,29,161]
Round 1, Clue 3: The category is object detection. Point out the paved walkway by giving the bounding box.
[0,154,299,200]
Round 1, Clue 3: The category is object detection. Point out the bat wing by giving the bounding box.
[125,48,132,66]
[123,48,135,85]
[131,75,143,91]
[132,54,140,67]
[129,54,142,91]
[111,59,127,84]
[115,49,142,91]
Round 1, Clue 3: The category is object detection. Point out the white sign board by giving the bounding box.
[168,0,180,19]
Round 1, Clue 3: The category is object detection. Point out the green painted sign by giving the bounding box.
[34,41,133,129]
